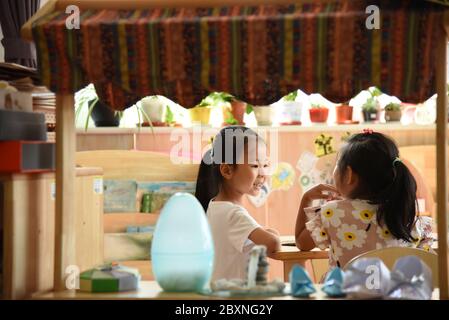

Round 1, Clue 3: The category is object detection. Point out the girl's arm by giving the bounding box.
[295,194,316,251]
[248,228,281,258]
[295,184,340,251]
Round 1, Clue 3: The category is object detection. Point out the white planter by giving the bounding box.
[253,106,276,126]
[140,97,167,123]
[275,101,302,124]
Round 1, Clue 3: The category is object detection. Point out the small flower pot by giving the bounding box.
[141,97,167,123]
[90,100,120,127]
[362,110,379,122]
[336,105,353,123]
[189,107,211,125]
[223,100,246,125]
[277,101,302,125]
[230,100,246,125]
[309,108,329,123]
[384,110,402,122]
[253,106,276,126]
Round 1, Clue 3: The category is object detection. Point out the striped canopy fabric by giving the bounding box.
[31,0,445,110]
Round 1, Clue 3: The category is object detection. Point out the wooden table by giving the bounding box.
[32,281,440,300]
[271,237,329,282]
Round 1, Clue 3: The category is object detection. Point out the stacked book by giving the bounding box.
[8,77,56,132]
[0,81,55,173]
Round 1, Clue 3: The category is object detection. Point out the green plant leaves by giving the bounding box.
[165,105,174,124]
[283,90,298,101]
[245,103,253,114]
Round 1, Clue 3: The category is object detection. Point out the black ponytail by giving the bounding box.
[379,159,417,241]
[337,132,417,242]
[194,125,261,212]
[195,149,222,212]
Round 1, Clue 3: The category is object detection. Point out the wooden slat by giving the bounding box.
[104,213,159,233]
[76,150,199,181]
[436,24,449,298]
[75,174,104,273]
[54,94,76,291]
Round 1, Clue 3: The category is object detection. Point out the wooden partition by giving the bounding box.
[1,168,104,299]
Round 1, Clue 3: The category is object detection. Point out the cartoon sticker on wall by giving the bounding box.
[297,150,335,193]
[341,131,352,143]
[314,133,335,157]
[296,150,318,174]
[271,162,296,191]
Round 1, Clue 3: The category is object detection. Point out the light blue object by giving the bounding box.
[322,267,345,297]
[289,264,316,297]
[138,226,155,233]
[151,193,214,292]
[126,226,139,233]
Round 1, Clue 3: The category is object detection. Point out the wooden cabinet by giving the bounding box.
[1,167,104,299]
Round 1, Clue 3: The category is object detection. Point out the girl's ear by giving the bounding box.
[219,164,234,179]
[345,166,358,186]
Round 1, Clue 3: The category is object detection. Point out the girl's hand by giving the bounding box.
[303,184,341,204]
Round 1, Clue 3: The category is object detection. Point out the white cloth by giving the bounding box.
[207,200,261,281]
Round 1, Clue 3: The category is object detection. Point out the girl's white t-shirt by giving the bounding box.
[206,200,261,281]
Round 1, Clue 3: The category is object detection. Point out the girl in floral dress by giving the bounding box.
[295,131,433,277]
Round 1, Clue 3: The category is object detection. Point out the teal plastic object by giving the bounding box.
[322,267,345,297]
[289,264,316,297]
[151,193,214,292]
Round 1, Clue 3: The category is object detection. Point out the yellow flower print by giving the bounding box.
[351,200,378,224]
[320,202,345,227]
[311,227,329,249]
[359,209,375,222]
[376,226,392,240]
[323,208,334,218]
[337,224,367,250]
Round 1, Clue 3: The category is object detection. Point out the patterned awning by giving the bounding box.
[31,0,445,110]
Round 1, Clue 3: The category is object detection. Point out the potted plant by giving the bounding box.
[140,96,167,126]
[189,94,213,125]
[335,102,353,124]
[384,103,402,122]
[277,90,302,125]
[362,97,380,122]
[207,92,248,125]
[253,104,276,126]
[361,87,382,122]
[309,104,329,123]
[75,84,122,130]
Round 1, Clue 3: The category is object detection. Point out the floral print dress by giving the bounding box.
[305,199,434,272]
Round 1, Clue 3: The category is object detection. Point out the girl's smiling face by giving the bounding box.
[221,141,271,197]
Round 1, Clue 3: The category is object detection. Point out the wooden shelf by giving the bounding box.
[104,212,159,233]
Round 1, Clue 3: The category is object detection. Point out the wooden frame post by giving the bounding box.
[54,94,76,291]
[436,19,449,298]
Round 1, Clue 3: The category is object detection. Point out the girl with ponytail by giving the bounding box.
[295,130,434,274]
[195,125,280,281]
